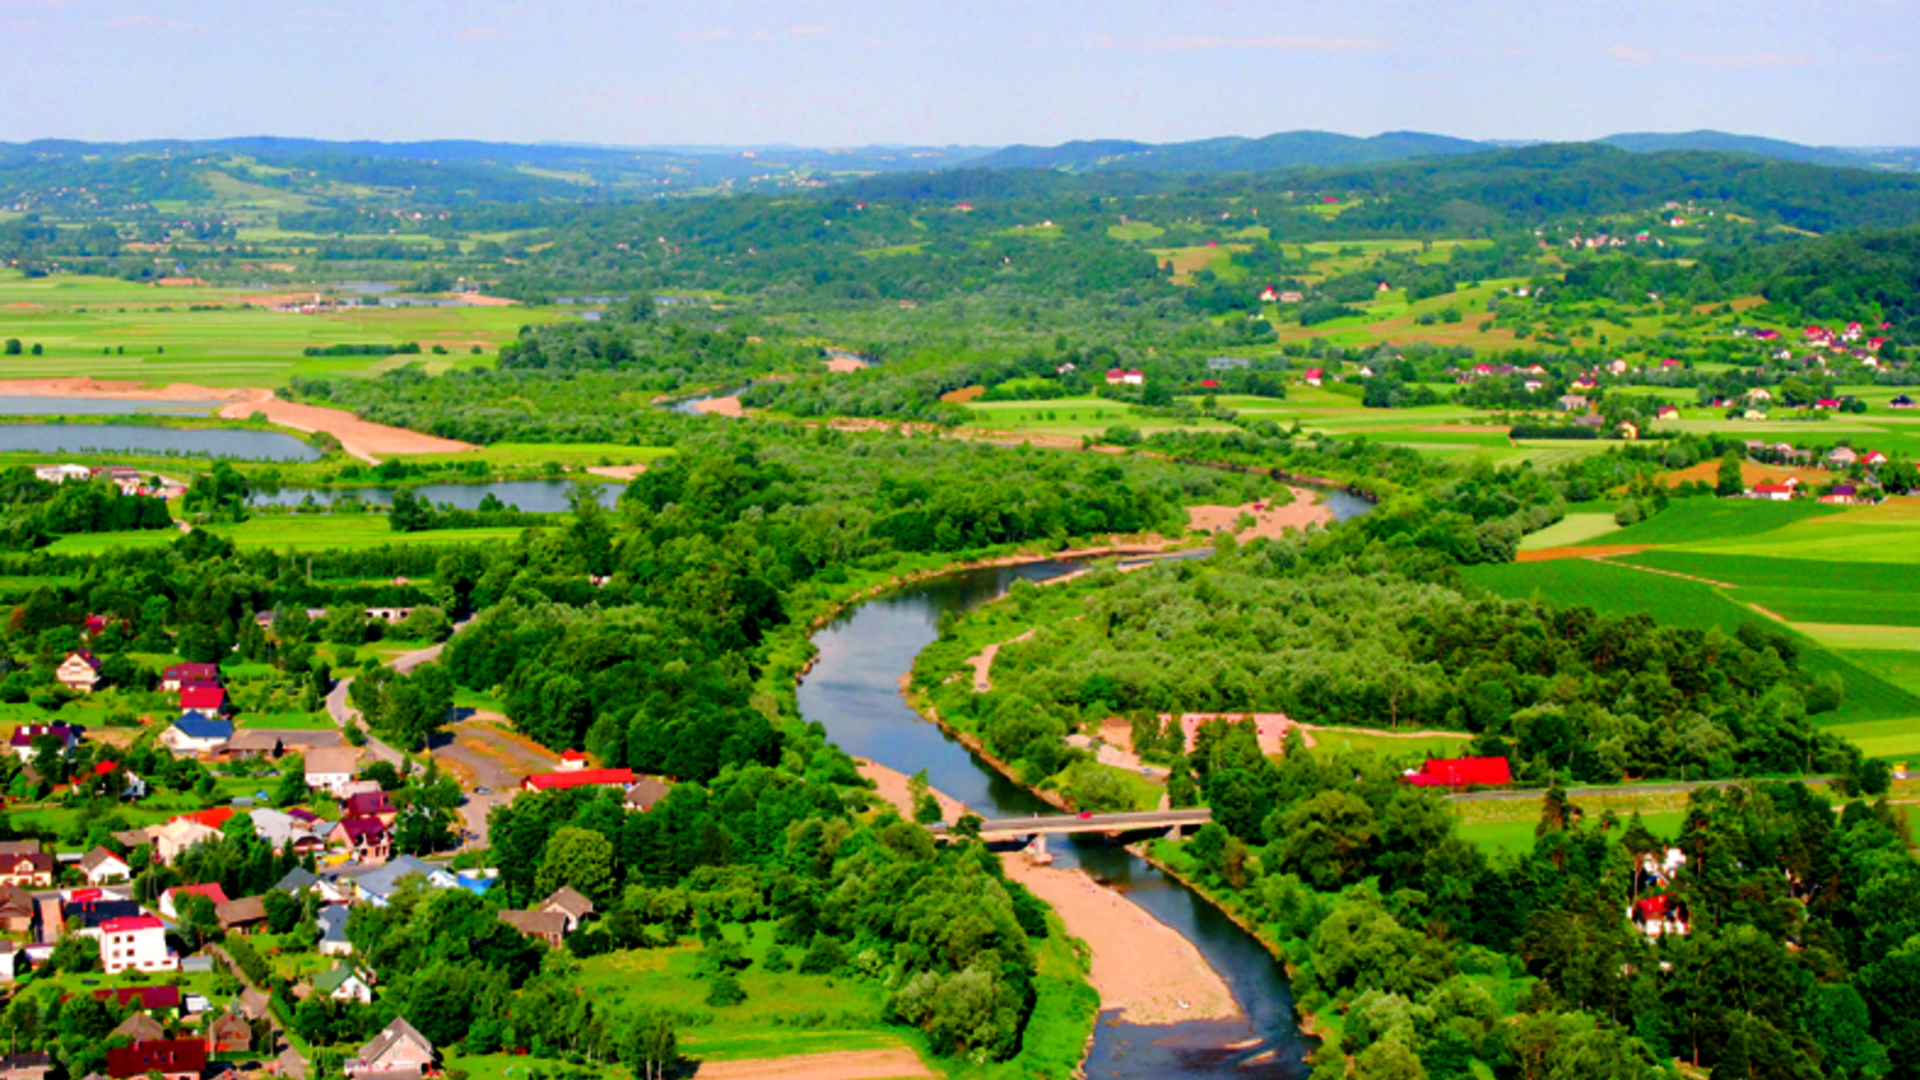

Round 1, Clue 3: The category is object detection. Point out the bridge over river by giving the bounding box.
[931,808,1214,839]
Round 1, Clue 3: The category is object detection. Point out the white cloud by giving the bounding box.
[1607,45,1656,65]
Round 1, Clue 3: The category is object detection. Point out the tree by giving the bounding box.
[178,891,222,949]
[272,755,309,808]
[388,490,432,533]
[704,972,746,1007]
[907,768,942,824]
[1716,455,1745,496]
[622,1009,677,1080]
[535,826,615,902]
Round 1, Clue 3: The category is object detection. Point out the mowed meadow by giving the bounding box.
[1466,496,1920,763]
[0,271,561,387]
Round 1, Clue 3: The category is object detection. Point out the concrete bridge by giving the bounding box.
[931,808,1213,840]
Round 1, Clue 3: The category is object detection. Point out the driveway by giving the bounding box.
[429,714,559,847]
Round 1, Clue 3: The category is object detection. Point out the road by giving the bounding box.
[321,637,463,768]
[1443,776,1835,803]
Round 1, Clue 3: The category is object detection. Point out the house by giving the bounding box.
[179,685,226,716]
[0,886,33,934]
[1207,356,1251,371]
[208,1011,253,1053]
[330,817,391,865]
[1660,358,1685,370]
[1403,757,1512,788]
[100,916,177,975]
[1891,395,1917,409]
[61,895,143,939]
[521,767,636,794]
[1102,368,1144,386]
[625,777,672,813]
[71,759,147,800]
[306,747,362,797]
[9,724,79,763]
[216,895,269,935]
[1821,485,1862,506]
[111,1012,166,1043]
[1826,446,1859,467]
[541,886,594,931]
[1573,413,1606,429]
[0,852,52,888]
[276,1047,309,1080]
[353,855,456,908]
[237,987,272,1023]
[0,942,20,983]
[1556,394,1589,413]
[343,790,398,825]
[1278,290,1304,303]
[498,909,568,948]
[557,750,590,772]
[1570,377,1597,392]
[1815,398,1843,410]
[160,883,231,919]
[106,1039,204,1080]
[0,1054,52,1080]
[80,846,131,886]
[149,819,220,865]
[365,607,414,625]
[1259,286,1278,303]
[1629,894,1688,938]
[1862,450,1890,466]
[160,664,219,692]
[55,652,102,693]
[1656,406,1681,421]
[317,906,353,956]
[1302,368,1324,387]
[454,869,498,897]
[1746,387,1773,402]
[1751,483,1796,502]
[314,962,375,1004]
[161,713,233,757]
[346,1018,436,1080]
[1616,422,1639,441]
[251,809,332,855]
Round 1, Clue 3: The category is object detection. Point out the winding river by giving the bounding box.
[797,493,1370,1079]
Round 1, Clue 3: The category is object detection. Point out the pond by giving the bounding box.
[0,396,222,416]
[249,480,618,511]
[0,424,321,461]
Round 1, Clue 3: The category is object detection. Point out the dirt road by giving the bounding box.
[691,1049,932,1080]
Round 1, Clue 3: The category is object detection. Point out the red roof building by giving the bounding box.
[522,768,637,793]
[107,1038,206,1080]
[172,807,235,830]
[93,984,182,1011]
[1404,757,1512,788]
[179,686,226,713]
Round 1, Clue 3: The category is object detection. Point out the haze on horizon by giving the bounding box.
[1,0,1912,149]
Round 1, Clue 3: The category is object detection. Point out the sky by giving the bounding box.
[0,0,1914,148]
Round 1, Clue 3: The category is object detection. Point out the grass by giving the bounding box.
[236,711,338,730]
[47,517,535,554]
[1518,513,1620,551]
[964,396,1237,438]
[0,271,564,388]
[1457,810,1688,854]
[1590,499,1843,546]
[1305,728,1472,761]
[1462,557,1920,730]
[573,924,914,1065]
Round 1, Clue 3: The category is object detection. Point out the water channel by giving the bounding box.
[796,492,1372,1079]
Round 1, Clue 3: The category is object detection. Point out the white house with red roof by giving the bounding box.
[101,916,177,975]
[521,768,636,794]
[160,882,230,919]
[1103,368,1144,386]
[557,751,589,773]
[1751,482,1796,502]
[1303,368,1324,387]
[1861,450,1889,466]
[56,652,101,693]
[178,685,225,717]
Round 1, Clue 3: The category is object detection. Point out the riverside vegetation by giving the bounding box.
[2,138,1919,1080]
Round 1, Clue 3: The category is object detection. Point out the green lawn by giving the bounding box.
[1518,513,1620,550]
[1591,499,1843,547]
[573,925,915,1065]
[237,711,338,730]
[49,517,535,554]
[1305,728,1473,761]
[1458,810,1687,854]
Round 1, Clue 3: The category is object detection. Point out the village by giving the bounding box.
[0,645,673,1080]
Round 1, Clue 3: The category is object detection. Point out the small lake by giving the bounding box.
[0,396,222,416]
[0,424,321,461]
[249,480,618,512]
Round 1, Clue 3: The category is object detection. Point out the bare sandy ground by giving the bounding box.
[693,395,746,417]
[217,390,474,462]
[856,759,1240,1026]
[964,629,1034,692]
[0,378,474,463]
[586,463,650,481]
[1187,487,1333,540]
[823,356,869,373]
[692,1049,933,1080]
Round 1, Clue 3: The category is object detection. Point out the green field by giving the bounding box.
[1518,513,1620,550]
[0,271,563,387]
[1458,809,1687,854]
[47,516,532,554]
[1592,499,1844,547]
[1306,728,1473,760]
[1462,557,1920,733]
[965,396,1237,438]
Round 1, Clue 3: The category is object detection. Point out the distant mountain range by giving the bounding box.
[966,129,1920,174]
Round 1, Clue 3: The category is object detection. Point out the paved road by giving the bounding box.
[320,631,469,769]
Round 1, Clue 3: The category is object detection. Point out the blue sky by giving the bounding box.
[1,0,1912,147]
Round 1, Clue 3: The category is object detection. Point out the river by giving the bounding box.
[799,492,1365,1078]
[0,423,321,461]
